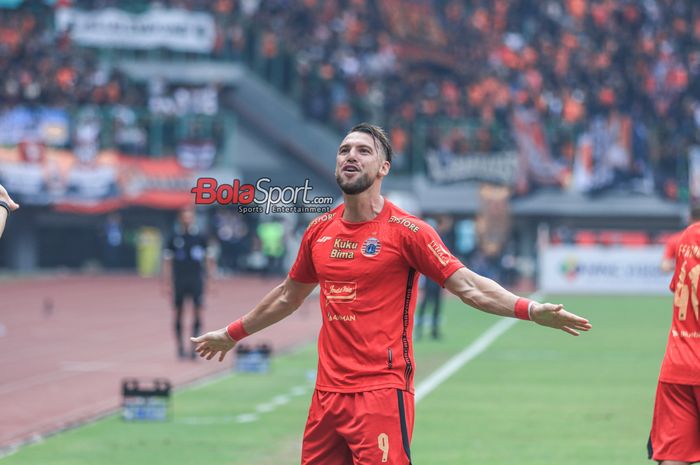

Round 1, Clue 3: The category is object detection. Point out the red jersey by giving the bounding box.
[660,222,700,385]
[663,231,683,262]
[289,200,464,393]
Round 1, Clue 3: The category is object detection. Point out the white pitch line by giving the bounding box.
[255,403,275,413]
[235,413,259,423]
[289,386,307,396]
[415,318,516,403]
[415,292,543,404]
[272,395,290,406]
[178,416,236,425]
[177,385,308,426]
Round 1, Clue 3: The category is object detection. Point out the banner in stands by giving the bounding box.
[511,107,567,191]
[539,245,669,295]
[0,106,70,146]
[149,86,219,116]
[0,148,194,213]
[571,113,633,194]
[425,150,518,185]
[378,0,456,68]
[176,141,216,170]
[54,7,216,53]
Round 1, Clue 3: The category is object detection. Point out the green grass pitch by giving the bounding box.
[2,295,670,464]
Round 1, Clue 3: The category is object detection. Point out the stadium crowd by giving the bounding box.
[0,6,137,108]
[243,0,699,198]
[1,0,699,198]
[207,0,698,198]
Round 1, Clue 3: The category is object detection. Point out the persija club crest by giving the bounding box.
[361,237,381,257]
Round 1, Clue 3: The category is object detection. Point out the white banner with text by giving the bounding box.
[55,7,216,53]
[539,245,670,295]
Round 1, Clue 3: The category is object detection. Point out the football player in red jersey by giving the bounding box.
[649,211,700,465]
[192,123,591,465]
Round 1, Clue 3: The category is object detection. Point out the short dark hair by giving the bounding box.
[348,122,393,164]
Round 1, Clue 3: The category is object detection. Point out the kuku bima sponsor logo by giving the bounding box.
[330,238,358,259]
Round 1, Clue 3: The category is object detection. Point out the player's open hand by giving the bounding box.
[191,328,236,361]
[530,303,592,336]
[0,184,19,211]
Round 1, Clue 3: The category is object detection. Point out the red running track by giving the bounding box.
[0,274,321,450]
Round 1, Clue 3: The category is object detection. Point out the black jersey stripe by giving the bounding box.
[402,269,415,391]
[396,389,413,463]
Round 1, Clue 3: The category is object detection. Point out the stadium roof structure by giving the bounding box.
[511,190,685,219]
[115,60,244,85]
[114,60,686,224]
[387,176,685,221]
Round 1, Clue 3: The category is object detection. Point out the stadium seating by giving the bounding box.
[1,0,697,200]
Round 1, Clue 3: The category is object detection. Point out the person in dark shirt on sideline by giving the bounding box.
[162,207,217,359]
[416,215,455,340]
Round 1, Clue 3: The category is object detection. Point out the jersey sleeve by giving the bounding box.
[670,229,692,292]
[288,227,318,284]
[401,221,464,286]
[670,264,679,293]
[663,236,677,260]
[669,228,694,292]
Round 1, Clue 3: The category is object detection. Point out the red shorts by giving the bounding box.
[650,381,700,463]
[301,388,414,465]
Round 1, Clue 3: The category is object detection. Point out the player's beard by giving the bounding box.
[336,170,373,195]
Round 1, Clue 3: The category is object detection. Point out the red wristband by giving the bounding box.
[514,298,533,321]
[226,319,249,342]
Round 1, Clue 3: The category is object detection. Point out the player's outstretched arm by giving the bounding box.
[444,267,591,336]
[0,184,19,239]
[191,277,317,361]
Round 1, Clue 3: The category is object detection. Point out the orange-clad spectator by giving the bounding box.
[333,103,352,129]
[563,94,585,124]
[105,80,121,104]
[567,0,587,21]
[471,7,489,33]
[261,32,278,59]
[590,2,611,28]
[0,27,21,52]
[56,66,75,92]
[493,0,508,32]
[214,0,233,15]
[598,87,615,107]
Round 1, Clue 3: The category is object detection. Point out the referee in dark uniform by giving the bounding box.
[162,207,216,359]
[416,215,455,340]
